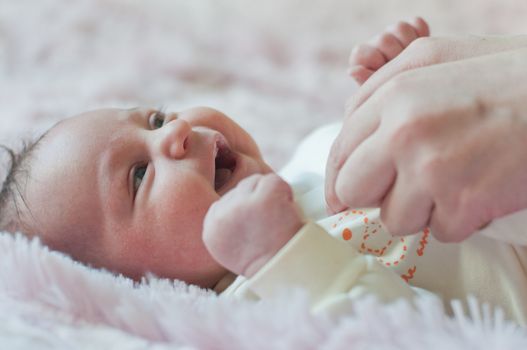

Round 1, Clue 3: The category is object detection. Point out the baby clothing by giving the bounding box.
[222,123,527,325]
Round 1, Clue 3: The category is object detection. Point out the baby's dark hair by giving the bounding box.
[0,137,45,234]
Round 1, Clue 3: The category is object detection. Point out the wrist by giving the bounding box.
[242,220,305,278]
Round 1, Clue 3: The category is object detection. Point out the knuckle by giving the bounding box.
[419,154,445,191]
[349,43,367,63]
[407,36,433,51]
[237,174,259,191]
[406,37,446,61]
[421,154,444,175]
[379,33,397,46]
[388,114,430,152]
[395,21,413,34]
[261,173,283,188]
[257,174,288,199]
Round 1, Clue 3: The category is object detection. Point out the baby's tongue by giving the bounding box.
[215,168,232,190]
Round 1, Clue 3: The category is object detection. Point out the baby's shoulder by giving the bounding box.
[280,122,342,181]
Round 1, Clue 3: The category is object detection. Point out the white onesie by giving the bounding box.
[223,123,527,325]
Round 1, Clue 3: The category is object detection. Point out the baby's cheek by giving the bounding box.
[163,181,218,229]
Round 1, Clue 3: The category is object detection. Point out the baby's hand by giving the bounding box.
[203,174,304,278]
[349,17,429,85]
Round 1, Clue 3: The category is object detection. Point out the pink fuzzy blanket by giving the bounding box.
[1,0,527,348]
[1,233,526,349]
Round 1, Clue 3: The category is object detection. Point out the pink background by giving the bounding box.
[1,0,526,176]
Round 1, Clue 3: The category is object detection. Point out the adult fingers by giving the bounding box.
[345,51,420,117]
[412,17,430,37]
[349,44,387,71]
[370,33,404,61]
[427,205,472,243]
[346,26,431,114]
[348,65,375,85]
[325,98,383,213]
[388,21,419,47]
[334,129,396,209]
[379,170,434,236]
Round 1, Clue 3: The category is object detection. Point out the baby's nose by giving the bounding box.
[160,118,191,159]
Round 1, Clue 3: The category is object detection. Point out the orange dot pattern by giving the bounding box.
[342,228,352,241]
[401,266,417,283]
[330,210,431,283]
[417,228,430,256]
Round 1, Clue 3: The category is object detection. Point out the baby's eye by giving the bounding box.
[133,164,147,194]
[148,110,166,129]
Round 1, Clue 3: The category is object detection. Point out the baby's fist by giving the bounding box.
[203,174,304,278]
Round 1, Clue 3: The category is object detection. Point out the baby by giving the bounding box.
[2,18,527,323]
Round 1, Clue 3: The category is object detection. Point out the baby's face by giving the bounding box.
[24,107,272,288]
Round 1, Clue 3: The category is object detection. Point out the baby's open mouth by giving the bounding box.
[214,140,237,192]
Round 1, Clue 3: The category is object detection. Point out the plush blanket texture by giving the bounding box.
[2,0,527,348]
[1,233,527,349]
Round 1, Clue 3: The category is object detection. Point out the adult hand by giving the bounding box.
[347,34,527,117]
[325,48,527,242]
[327,35,527,214]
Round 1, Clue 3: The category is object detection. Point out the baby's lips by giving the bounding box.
[212,132,237,193]
[211,132,229,160]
